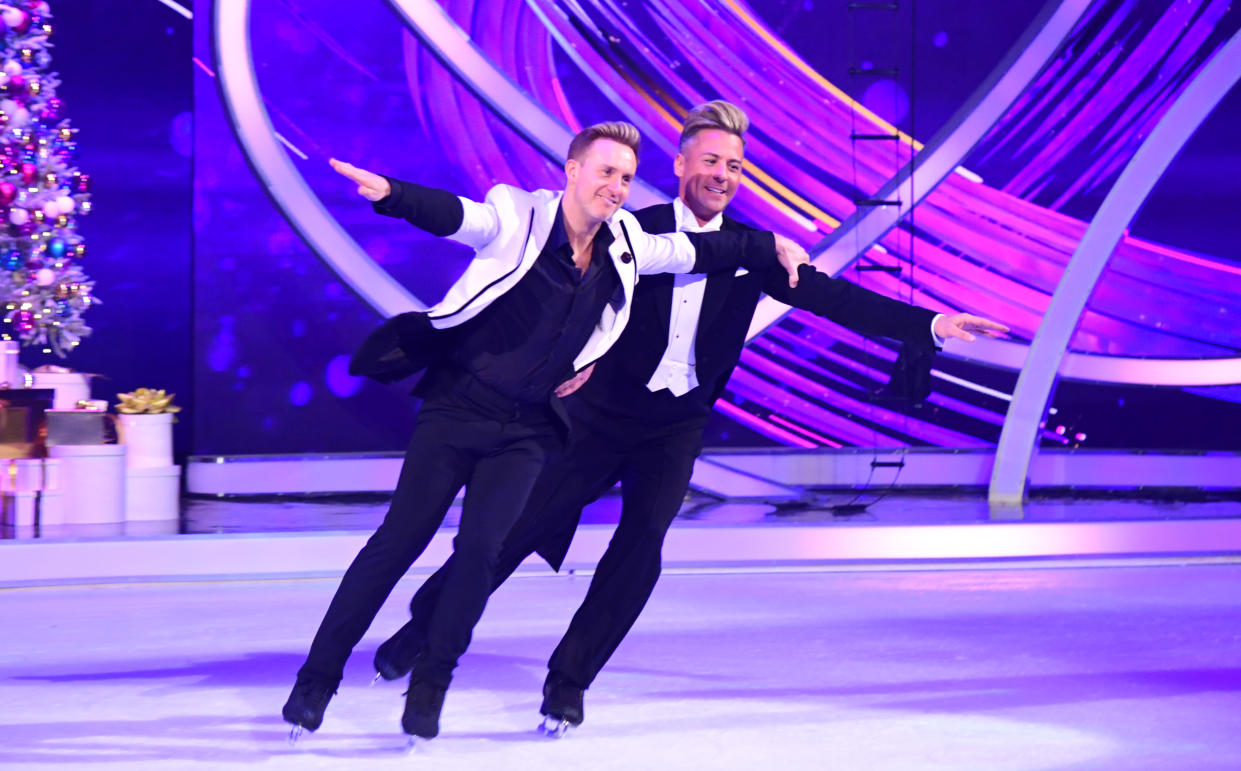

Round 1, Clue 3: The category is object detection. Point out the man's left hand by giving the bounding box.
[555,363,595,398]
[934,313,1009,343]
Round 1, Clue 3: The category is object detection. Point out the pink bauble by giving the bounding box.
[0,181,15,206]
[41,97,61,120]
[19,162,35,184]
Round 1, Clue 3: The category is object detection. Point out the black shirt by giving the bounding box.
[449,209,620,403]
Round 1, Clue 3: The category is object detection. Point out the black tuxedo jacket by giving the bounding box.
[572,203,938,423]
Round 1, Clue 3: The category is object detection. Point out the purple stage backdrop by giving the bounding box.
[64,0,1241,457]
[23,2,192,450]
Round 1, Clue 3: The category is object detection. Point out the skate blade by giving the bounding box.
[287,725,304,745]
[370,672,382,687]
[538,716,573,739]
[405,736,432,754]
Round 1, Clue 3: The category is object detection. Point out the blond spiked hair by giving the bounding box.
[567,121,641,162]
[678,100,749,151]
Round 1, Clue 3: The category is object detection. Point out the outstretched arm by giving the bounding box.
[329,158,499,247]
[628,223,809,288]
[763,264,1007,346]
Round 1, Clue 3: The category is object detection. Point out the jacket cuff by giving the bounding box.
[371,176,406,216]
[929,313,946,348]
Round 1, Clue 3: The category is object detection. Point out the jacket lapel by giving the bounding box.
[692,216,745,341]
[639,204,677,325]
[530,192,562,255]
[427,189,562,327]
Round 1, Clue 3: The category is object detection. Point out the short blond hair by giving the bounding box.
[567,121,641,162]
[679,100,749,151]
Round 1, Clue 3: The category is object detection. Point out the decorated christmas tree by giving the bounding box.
[0,0,93,357]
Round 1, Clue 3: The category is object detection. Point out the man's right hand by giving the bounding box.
[330,158,391,202]
[773,234,810,288]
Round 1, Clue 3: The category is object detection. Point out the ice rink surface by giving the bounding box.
[2,564,1240,770]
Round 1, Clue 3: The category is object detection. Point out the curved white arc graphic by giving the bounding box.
[385,0,668,210]
[213,0,423,317]
[521,0,681,160]
[941,337,1241,387]
[746,0,1092,341]
[989,27,1241,506]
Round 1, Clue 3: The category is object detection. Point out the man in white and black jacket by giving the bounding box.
[282,121,811,741]
[371,102,1007,734]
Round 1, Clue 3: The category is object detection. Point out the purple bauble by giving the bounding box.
[19,162,35,185]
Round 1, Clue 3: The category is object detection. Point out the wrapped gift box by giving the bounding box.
[0,388,55,459]
[45,409,111,446]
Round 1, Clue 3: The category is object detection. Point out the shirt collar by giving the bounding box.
[550,203,616,251]
[673,197,724,233]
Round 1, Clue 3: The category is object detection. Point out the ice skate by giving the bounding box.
[373,619,424,682]
[281,676,338,743]
[401,678,447,741]
[539,714,575,738]
[537,671,584,738]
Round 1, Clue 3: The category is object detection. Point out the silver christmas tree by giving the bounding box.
[0,1,94,357]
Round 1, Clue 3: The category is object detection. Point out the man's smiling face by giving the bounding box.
[565,138,637,226]
[675,128,744,225]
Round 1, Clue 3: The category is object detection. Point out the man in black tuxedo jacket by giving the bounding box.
[282,120,812,743]
[371,102,1007,734]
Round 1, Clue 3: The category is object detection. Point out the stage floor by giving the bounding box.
[2,563,1239,769]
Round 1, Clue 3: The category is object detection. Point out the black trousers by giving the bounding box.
[400,399,705,688]
[297,378,559,688]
